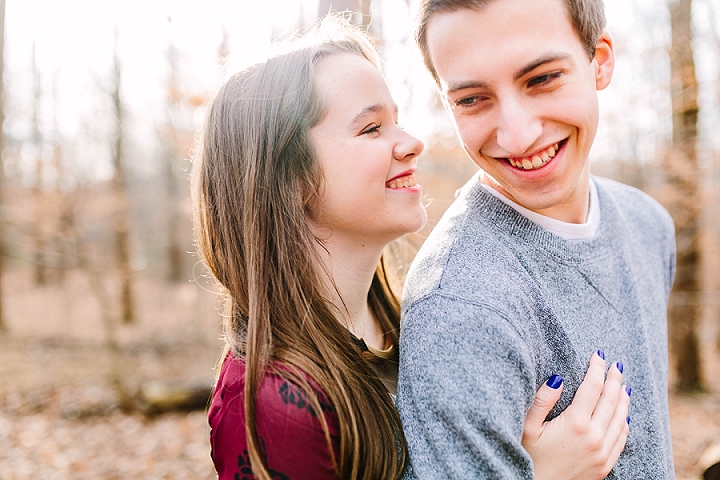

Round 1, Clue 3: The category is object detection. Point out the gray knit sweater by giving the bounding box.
[397,175,676,479]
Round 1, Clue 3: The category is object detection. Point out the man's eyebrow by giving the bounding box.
[443,53,573,95]
[514,53,571,81]
[444,80,490,96]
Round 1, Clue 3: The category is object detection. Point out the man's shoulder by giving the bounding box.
[404,211,519,308]
[402,236,535,346]
[595,177,671,218]
[403,178,537,312]
[594,176,675,237]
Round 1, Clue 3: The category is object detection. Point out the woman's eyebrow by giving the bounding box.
[349,103,398,127]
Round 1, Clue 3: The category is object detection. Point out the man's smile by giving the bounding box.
[504,139,567,170]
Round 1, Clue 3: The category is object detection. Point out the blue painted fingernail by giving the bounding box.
[546,374,563,389]
[616,362,624,373]
[626,415,631,424]
[597,350,605,360]
[625,385,632,396]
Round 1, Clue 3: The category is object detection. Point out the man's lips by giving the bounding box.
[502,140,566,171]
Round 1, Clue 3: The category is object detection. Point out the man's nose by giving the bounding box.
[495,97,542,157]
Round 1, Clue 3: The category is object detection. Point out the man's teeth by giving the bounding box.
[509,143,559,170]
[387,175,417,189]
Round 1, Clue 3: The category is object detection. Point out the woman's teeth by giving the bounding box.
[508,143,560,170]
[387,175,417,189]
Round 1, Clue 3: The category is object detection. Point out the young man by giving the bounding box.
[396,0,677,478]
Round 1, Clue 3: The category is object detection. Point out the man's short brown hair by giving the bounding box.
[415,0,606,85]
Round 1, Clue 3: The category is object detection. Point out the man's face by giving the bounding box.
[425,0,614,223]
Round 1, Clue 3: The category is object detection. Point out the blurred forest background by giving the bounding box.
[0,0,719,478]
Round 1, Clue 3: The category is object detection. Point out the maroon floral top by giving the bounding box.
[209,353,340,480]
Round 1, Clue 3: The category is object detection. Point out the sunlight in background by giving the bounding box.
[5,2,315,120]
[5,0,322,181]
[4,0,720,180]
[2,5,719,477]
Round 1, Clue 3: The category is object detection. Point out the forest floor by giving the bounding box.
[0,269,719,479]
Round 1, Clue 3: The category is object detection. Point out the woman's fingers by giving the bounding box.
[565,350,607,421]
[588,362,630,473]
[523,350,632,480]
[523,374,564,440]
[602,403,630,473]
[591,362,626,432]
[602,382,631,457]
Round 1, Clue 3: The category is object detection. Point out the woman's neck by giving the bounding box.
[312,233,387,351]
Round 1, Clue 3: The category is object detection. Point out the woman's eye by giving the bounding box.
[361,124,381,135]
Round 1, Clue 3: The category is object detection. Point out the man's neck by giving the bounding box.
[480,168,591,224]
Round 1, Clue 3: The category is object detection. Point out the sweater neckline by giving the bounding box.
[479,177,601,240]
[464,174,616,264]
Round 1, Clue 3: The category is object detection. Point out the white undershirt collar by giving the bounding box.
[480,177,600,240]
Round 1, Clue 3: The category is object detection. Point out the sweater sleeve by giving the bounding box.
[397,293,536,480]
[209,356,339,480]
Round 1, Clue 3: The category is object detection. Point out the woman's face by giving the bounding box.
[308,53,426,248]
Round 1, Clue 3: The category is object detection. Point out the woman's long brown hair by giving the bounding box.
[191,16,408,480]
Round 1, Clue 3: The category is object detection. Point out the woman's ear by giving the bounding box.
[594,30,615,91]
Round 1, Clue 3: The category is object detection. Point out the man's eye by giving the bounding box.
[455,96,480,107]
[362,124,381,135]
[528,72,562,87]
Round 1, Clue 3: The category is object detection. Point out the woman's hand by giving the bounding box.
[522,351,631,480]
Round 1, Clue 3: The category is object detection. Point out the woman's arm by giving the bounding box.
[522,351,631,480]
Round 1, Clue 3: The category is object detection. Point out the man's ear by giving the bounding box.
[594,30,615,90]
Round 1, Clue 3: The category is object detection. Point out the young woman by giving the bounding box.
[192,16,630,480]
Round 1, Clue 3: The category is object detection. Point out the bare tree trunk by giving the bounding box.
[165,155,182,282]
[666,0,703,392]
[50,72,67,284]
[165,42,182,282]
[31,40,47,285]
[359,0,372,27]
[0,0,6,332]
[67,194,133,410]
[111,33,135,324]
[318,0,359,17]
[707,0,720,356]
[318,0,371,25]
